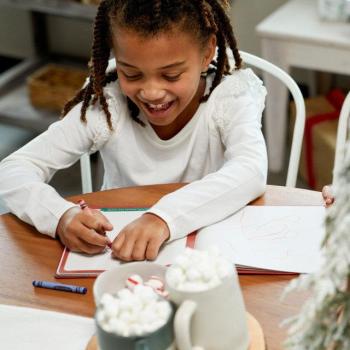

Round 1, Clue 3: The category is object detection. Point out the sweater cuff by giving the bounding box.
[45,201,78,238]
[146,208,184,242]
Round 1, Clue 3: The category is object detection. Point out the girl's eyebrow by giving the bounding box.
[159,61,186,69]
[116,60,186,69]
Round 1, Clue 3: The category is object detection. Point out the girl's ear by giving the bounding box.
[202,34,217,70]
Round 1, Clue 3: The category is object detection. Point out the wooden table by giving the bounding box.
[0,184,323,350]
[256,0,350,172]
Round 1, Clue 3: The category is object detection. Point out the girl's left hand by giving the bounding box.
[111,213,170,261]
[322,185,335,207]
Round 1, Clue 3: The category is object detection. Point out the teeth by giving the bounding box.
[147,102,171,110]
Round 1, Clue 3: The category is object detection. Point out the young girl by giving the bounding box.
[0,0,267,261]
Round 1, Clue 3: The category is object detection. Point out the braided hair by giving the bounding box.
[62,0,242,129]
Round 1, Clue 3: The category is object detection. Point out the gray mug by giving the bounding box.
[95,303,176,350]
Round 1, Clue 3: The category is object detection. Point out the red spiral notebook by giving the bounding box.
[56,208,196,278]
[56,206,326,278]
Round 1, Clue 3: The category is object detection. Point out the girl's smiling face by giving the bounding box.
[112,26,216,139]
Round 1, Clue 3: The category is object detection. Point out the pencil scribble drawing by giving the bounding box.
[240,208,300,240]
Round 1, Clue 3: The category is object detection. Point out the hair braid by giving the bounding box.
[153,0,162,21]
[91,1,113,129]
[219,0,230,9]
[202,28,227,101]
[202,1,218,33]
[205,0,242,70]
[61,84,88,118]
[80,78,94,122]
[61,0,113,128]
[191,0,238,101]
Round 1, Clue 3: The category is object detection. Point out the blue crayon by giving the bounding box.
[32,280,87,294]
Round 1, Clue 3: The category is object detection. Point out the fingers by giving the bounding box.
[79,212,113,247]
[325,198,334,206]
[322,185,335,207]
[132,239,149,261]
[57,213,111,255]
[112,232,139,261]
[121,234,138,260]
[322,185,331,199]
[59,228,106,255]
[79,226,111,247]
[112,232,165,262]
[111,214,170,262]
[66,221,111,248]
[113,232,125,252]
[145,238,162,261]
[72,237,107,255]
[91,209,114,231]
[82,213,108,235]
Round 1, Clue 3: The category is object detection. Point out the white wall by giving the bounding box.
[0,7,34,58]
[230,0,288,55]
[46,15,92,59]
[0,6,92,59]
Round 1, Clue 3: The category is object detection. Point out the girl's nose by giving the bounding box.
[139,85,166,103]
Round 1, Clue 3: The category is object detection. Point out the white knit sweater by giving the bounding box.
[0,68,267,241]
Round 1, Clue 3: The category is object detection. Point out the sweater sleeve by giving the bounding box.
[0,100,117,238]
[147,69,268,241]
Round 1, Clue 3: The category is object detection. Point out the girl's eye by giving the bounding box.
[122,72,142,81]
[164,74,181,82]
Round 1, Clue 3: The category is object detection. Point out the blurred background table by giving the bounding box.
[256,0,350,172]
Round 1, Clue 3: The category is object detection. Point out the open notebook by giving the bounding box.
[56,206,326,277]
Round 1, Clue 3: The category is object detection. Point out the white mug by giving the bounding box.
[165,267,249,350]
[93,262,167,304]
[93,262,175,350]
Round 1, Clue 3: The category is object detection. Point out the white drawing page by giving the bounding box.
[64,209,187,271]
[195,206,326,273]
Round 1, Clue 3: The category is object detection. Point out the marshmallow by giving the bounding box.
[145,275,164,291]
[134,285,158,303]
[103,299,120,319]
[126,274,143,290]
[166,267,185,286]
[97,275,171,337]
[167,247,232,292]
[185,267,201,281]
[117,288,133,300]
[100,293,115,308]
[174,254,191,269]
[155,301,172,319]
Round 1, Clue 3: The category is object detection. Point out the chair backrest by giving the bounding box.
[239,51,305,187]
[80,153,93,193]
[333,91,350,183]
[79,51,306,192]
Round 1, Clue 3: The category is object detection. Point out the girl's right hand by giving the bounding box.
[56,206,113,254]
[322,185,335,207]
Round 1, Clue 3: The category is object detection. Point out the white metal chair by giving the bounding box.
[80,153,93,193]
[333,91,350,183]
[239,51,305,187]
[79,51,306,192]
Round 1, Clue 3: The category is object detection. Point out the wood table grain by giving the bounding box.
[0,184,323,350]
